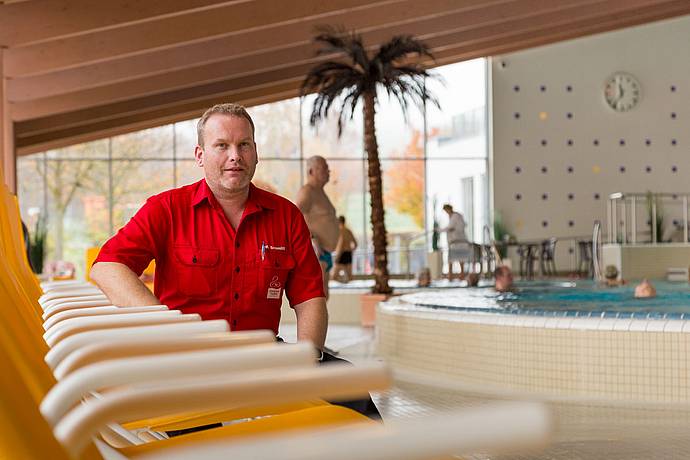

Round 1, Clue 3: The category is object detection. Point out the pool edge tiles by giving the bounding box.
[377,297,690,403]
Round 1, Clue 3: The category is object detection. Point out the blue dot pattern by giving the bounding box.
[504,78,682,238]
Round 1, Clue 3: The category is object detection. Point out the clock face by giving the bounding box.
[604,73,641,112]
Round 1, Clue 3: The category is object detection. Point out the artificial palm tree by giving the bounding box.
[301,27,437,294]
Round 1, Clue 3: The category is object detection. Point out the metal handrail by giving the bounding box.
[483,224,492,245]
[592,221,603,281]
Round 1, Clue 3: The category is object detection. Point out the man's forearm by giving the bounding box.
[293,297,328,350]
[90,261,161,307]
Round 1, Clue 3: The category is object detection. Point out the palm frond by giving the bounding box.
[313,25,370,71]
[301,61,359,95]
[335,84,364,135]
[374,35,434,65]
[303,29,439,133]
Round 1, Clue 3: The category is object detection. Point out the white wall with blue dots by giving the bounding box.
[492,14,690,271]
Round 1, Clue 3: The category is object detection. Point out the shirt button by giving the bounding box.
[235,242,240,248]
[234,292,239,300]
[235,266,240,273]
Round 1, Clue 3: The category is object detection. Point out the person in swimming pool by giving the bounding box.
[603,265,626,287]
[466,272,480,287]
[494,265,514,292]
[634,279,657,298]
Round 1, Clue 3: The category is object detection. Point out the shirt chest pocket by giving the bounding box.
[259,251,295,303]
[173,246,220,297]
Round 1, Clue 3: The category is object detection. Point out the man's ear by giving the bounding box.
[194,145,204,167]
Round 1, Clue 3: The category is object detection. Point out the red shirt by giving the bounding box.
[95,180,324,334]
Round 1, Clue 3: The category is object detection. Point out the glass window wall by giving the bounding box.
[17,58,489,277]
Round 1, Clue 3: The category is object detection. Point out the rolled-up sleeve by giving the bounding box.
[94,195,169,276]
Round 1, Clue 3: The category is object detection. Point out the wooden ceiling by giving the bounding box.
[3,0,690,156]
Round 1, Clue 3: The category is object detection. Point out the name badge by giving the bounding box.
[267,275,282,299]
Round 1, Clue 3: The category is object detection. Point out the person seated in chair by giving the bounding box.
[634,279,656,298]
[494,266,514,292]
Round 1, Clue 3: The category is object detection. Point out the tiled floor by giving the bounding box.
[279,323,690,459]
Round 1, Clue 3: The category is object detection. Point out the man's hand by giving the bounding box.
[90,261,161,306]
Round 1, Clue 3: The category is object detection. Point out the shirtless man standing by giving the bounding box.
[333,215,358,283]
[296,156,339,299]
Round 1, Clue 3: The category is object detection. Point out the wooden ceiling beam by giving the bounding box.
[430,0,690,63]
[423,0,690,58]
[12,0,690,154]
[15,80,304,156]
[4,0,400,77]
[8,0,574,116]
[430,0,690,66]
[10,0,671,120]
[16,63,315,137]
[7,0,512,101]
[0,0,240,47]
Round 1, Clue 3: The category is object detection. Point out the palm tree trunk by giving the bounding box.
[363,91,392,294]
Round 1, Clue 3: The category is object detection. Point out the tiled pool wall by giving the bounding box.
[407,302,690,321]
[377,299,690,403]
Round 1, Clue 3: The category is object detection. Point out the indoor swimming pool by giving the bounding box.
[399,280,690,319]
[377,279,690,402]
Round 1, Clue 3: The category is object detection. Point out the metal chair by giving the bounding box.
[517,244,538,279]
[481,244,496,276]
[539,238,557,276]
[577,241,593,278]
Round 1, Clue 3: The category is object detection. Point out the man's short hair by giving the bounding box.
[442,204,453,212]
[306,155,327,172]
[338,215,346,224]
[495,265,511,278]
[197,103,255,147]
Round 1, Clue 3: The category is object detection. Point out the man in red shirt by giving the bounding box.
[90,103,327,349]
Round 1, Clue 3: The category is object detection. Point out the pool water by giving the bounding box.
[330,278,466,290]
[398,280,690,319]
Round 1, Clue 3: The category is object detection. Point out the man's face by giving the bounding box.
[495,270,513,292]
[311,158,330,186]
[195,114,257,196]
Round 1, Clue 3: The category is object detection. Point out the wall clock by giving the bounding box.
[604,73,641,112]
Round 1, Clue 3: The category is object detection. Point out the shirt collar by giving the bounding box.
[246,183,275,212]
[192,179,274,212]
[191,179,215,208]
